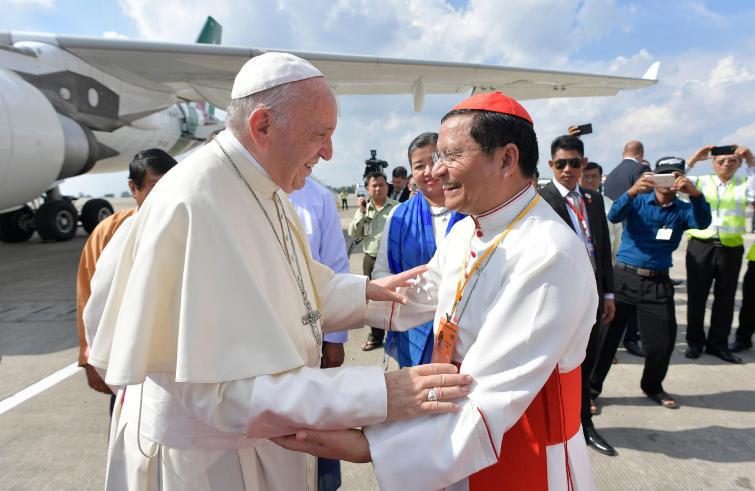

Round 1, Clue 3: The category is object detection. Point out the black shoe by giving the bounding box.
[705,347,743,364]
[624,341,644,357]
[671,278,683,286]
[685,346,703,359]
[730,341,752,353]
[584,425,617,456]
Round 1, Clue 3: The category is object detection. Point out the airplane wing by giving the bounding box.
[2,31,658,111]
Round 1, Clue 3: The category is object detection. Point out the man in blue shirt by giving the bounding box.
[591,157,711,409]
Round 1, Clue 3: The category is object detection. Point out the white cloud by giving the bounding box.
[108,0,755,186]
[103,31,129,40]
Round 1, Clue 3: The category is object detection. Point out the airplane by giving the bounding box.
[0,16,659,243]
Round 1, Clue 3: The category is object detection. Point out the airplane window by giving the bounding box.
[59,87,71,100]
[88,88,99,107]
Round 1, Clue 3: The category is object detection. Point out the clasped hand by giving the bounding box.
[272,363,474,462]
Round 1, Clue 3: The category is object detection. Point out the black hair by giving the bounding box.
[364,171,387,186]
[550,134,584,158]
[584,161,603,175]
[440,110,539,178]
[392,166,409,179]
[533,167,540,179]
[128,149,177,189]
[407,132,439,163]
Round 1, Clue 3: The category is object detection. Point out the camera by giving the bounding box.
[363,149,388,179]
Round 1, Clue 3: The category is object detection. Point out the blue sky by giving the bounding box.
[3,0,755,196]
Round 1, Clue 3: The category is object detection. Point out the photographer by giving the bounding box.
[347,172,400,351]
[591,158,711,410]
[684,145,755,363]
[362,149,388,179]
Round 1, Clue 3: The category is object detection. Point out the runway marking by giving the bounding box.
[0,362,81,416]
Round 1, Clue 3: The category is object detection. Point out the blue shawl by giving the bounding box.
[384,192,465,367]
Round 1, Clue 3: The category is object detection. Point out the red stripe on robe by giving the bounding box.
[468,367,582,490]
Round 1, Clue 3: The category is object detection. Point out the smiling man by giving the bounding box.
[372,132,466,367]
[88,52,473,490]
[275,92,599,490]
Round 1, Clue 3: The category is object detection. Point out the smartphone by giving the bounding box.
[711,145,736,156]
[651,174,676,188]
[575,123,593,135]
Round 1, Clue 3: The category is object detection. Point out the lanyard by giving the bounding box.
[450,195,540,322]
[564,193,591,240]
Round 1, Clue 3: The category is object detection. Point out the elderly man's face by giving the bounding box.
[432,115,504,215]
[268,79,337,193]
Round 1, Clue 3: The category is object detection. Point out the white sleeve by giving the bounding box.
[153,365,387,439]
[83,218,134,349]
[364,249,598,491]
[372,205,399,280]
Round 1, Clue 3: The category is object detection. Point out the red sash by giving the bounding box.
[468,367,582,490]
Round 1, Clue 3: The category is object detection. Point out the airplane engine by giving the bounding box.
[0,68,104,212]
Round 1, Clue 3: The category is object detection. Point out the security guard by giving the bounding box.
[685,144,755,363]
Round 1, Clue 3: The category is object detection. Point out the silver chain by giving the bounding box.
[215,140,323,347]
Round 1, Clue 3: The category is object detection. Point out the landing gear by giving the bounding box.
[80,198,113,234]
[0,205,35,242]
[35,199,78,242]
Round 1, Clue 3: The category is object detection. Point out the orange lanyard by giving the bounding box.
[450,195,540,321]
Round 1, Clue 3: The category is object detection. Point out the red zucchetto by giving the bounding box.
[452,91,533,125]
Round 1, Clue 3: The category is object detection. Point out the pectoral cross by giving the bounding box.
[302,300,323,346]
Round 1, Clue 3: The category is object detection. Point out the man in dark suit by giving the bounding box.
[603,140,647,200]
[540,135,617,457]
[387,166,411,202]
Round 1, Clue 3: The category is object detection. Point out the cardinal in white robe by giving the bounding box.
[275,92,599,490]
[88,53,472,490]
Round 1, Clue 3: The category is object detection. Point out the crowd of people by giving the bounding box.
[74,51,754,490]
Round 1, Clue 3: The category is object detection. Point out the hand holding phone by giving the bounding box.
[711,145,737,156]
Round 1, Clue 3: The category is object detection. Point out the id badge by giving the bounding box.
[656,227,672,241]
[431,316,459,364]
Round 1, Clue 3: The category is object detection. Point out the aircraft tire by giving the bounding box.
[35,200,78,242]
[0,205,35,243]
[81,199,114,235]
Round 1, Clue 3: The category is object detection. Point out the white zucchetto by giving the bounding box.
[231,52,324,99]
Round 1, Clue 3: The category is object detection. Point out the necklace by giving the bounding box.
[430,207,450,217]
[215,140,323,348]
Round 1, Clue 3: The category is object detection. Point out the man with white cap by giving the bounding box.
[276,92,599,490]
[88,52,471,490]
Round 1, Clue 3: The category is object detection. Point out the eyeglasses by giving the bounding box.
[431,147,498,166]
[554,158,583,170]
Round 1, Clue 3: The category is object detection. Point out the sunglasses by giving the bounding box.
[554,158,583,170]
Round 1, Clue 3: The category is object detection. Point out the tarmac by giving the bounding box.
[0,196,754,490]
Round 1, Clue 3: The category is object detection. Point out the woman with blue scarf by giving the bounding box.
[372,132,465,367]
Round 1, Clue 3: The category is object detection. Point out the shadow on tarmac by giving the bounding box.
[600,425,755,463]
[597,389,755,413]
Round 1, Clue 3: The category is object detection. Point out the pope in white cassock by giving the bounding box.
[275,92,600,490]
[87,53,473,490]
